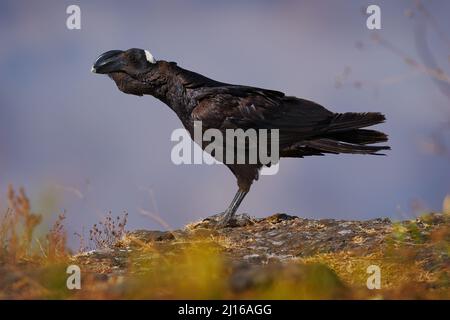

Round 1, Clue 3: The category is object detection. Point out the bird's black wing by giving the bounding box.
[191,85,389,156]
[192,86,334,148]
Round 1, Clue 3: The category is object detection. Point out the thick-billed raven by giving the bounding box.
[92,48,389,227]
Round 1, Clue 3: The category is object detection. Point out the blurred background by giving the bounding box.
[0,0,449,245]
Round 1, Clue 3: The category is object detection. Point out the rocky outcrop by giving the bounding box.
[72,212,449,299]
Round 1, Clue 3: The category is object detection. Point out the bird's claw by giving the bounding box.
[192,212,254,230]
[202,212,235,228]
[214,213,236,229]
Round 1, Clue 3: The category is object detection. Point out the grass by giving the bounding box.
[0,185,449,299]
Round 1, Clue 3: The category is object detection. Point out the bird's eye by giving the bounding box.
[129,55,137,63]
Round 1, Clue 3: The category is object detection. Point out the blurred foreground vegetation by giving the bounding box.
[0,185,449,299]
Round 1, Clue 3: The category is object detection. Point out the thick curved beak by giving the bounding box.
[91,50,124,74]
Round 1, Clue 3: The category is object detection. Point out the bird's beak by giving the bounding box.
[91,50,124,74]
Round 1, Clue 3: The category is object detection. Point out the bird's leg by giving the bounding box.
[216,189,248,228]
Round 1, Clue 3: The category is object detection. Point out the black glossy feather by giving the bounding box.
[104,58,390,191]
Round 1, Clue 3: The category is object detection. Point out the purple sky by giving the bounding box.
[0,0,449,243]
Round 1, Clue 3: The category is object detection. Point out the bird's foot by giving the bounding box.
[215,212,237,229]
[190,212,255,229]
[195,212,236,229]
[202,212,225,223]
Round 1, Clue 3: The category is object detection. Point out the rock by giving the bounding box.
[128,230,175,242]
[337,229,352,236]
[264,213,298,223]
[2,210,448,299]
[228,261,347,298]
[66,212,449,298]
[187,213,257,229]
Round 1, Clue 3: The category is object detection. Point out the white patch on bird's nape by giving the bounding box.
[144,50,156,64]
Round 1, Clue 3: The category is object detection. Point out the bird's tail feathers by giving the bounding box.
[323,128,388,145]
[303,111,391,155]
[327,112,386,132]
[304,138,390,155]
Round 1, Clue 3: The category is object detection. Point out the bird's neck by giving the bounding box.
[141,61,194,123]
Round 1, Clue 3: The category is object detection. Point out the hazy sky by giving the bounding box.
[1,0,449,242]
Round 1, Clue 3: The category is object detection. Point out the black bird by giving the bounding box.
[92,48,389,227]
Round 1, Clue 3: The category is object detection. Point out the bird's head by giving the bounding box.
[91,48,159,96]
[91,48,156,78]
